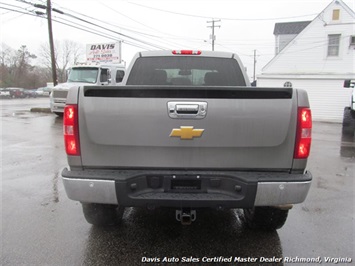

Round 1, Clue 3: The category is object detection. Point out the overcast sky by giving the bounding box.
[1,0,354,78]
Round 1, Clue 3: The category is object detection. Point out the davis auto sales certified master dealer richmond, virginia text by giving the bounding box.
[141,256,352,264]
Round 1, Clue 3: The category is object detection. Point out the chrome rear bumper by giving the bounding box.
[62,169,312,207]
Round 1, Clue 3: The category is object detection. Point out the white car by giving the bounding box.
[0,88,11,98]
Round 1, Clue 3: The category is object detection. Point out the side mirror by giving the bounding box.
[116,70,125,83]
[100,68,110,85]
[344,79,354,88]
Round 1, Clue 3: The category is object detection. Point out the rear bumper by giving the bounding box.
[49,94,66,113]
[50,101,66,113]
[62,168,312,208]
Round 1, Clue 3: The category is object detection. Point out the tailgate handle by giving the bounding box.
[176,104,199,114]
[168,102,207,119]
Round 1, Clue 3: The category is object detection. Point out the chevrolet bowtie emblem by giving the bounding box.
[169,126,204,140]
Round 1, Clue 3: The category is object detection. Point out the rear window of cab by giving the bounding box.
[126,56,246,86]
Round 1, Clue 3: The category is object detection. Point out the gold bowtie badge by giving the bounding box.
[169,126,204,140]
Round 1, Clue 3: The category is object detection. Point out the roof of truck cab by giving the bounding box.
[138,50,235,58]
[71,64,125,68]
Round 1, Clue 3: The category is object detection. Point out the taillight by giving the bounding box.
[172,50,201,55]
[294,107,312,159]
[64,104,80,156]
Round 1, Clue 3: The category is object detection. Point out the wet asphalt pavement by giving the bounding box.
[1,98,354,266]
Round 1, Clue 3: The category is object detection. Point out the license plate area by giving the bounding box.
[167,175,205,193]
[171,179,201,191]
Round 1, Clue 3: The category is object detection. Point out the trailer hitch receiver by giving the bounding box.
[176,209,196,225]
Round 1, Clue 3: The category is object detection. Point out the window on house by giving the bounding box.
[332,9,340,20]
[284,81,292,88]
[327,34,341,56]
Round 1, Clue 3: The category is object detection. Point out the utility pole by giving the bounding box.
[253,49,257,82]
[207,19,221,51]
[47,0,58,86]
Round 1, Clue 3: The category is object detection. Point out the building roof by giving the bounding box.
[262,0,355,74]
[273,21,311,35]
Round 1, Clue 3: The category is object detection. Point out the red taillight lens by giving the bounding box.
[172,50,201,55]
[64,105,80,156]
[294,107,312,159]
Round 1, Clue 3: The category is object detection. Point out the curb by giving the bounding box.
[30,108,52,113]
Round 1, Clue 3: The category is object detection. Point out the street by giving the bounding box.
[1,98,354,266]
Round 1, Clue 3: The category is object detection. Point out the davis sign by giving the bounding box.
[86,42,121,63]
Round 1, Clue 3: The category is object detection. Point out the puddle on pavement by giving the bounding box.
[4,110,52,119]
[1,111,27,118]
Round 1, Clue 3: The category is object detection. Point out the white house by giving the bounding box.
[258,0,355,122]
[274,21,311,55]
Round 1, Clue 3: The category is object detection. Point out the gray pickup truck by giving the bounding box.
[62,50,312,231]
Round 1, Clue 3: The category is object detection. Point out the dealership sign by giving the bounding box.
[86,42,121,63]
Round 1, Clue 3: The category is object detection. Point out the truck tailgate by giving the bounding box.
[78,86,297,170]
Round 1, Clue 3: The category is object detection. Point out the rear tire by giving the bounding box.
[243,207,288,231]
[342,107,355,137]
[54,112,63,117]
[82,203,124,226]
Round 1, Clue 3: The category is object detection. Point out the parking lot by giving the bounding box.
[1,98,354,266]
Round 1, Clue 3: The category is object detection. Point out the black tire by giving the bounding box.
[54,112,63,117]
[243,207,289,231]
[352,110,355,119]
[82,203,124,226]
[342,107,355,136]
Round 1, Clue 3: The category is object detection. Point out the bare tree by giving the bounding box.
[0,44,38,88]
[15,45,37,84]
[0,44,15,87]
[39,40,84,83]
[0,43,15,67]
[0,41,84,88]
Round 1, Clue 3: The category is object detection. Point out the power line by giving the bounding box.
[0,5,38,18]
[3,4,336,58]
[52,3,179,49]
[98,0,163,35]
[52,17,153,50]
[60,11,168,50]
[127,2,318,21]
[47,4,168,50]
[5,2,338,67]
[96,1,196,50]
[0,4,256,70]
[79,9,184,49]
[52,2,205,48]
[4,1,170,51]
[45,11,162,50]
[0,1,35,20]
[0,6,157,51]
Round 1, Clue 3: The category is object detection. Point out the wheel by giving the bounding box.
[54,112,63,117]
[81,203,124,226]
[243,207,289,231]
[342,107,355,136]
